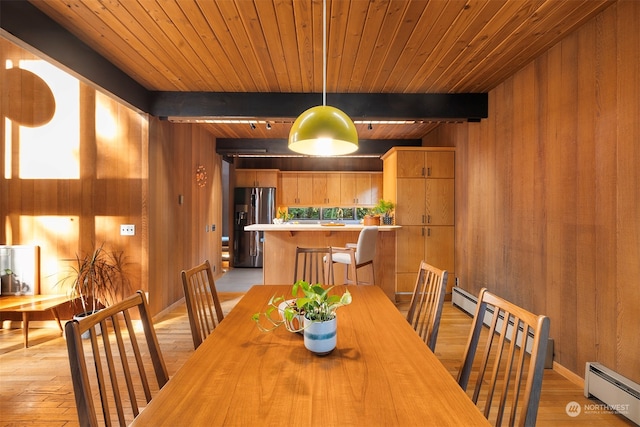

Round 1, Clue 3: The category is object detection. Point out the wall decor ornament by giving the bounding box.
[196,165,207,187]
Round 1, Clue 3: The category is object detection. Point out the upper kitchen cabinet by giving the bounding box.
[370,173,383,204]
[340,173,382,206]
[312,173,341,205]
[396,151,455,178]
[279,172,313,206]
[278,172,381,207]
[235,169,278,187]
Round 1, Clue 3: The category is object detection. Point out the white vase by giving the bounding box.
[73,310,102,340]
[278,299,303,332]
[303,316,337,355]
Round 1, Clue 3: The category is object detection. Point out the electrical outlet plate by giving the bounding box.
[120,224,135,236]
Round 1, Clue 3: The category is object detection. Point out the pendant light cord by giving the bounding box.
[323,0,327,106]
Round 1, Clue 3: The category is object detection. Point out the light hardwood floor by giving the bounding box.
[0,293,634,426]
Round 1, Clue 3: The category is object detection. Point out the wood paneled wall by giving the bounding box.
[1,38,148,303]
[424,1,639,382]
[147,118,222,316]
[1,37,223,318]
[0,63,148,308]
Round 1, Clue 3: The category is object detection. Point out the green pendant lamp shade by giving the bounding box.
[288,105,359,156]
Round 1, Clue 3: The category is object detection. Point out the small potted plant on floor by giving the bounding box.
[252,280,352,355]
[58,243,130,336]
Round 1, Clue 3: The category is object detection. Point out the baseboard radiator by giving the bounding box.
[451,286,554,369]
[585,362,640,425]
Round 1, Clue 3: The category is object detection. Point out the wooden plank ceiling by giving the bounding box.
[27,0,613,143]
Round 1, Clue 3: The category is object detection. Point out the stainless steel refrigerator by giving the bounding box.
[233,187,275,267]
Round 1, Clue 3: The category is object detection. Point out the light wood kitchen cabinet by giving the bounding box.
[340,173,381,205]
[370,173,383,204]
[395,225,455,294]
[235,169,278,187]
[396,150,454,178]
[396,178,454,225]
[382,147,455,299]
[312,173,341,205]
[279,171,381,207]
[280,173,313,205]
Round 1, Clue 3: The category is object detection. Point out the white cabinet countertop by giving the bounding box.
[245,224,400,231]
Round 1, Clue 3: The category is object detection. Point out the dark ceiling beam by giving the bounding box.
[216,138,422,157]
[0,0,149,112]
[152,92,487,121]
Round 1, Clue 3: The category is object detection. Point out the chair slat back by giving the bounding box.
[457,288,550,426]
[65,291,169,427]
[406,261,448,351]
[294,247,334,285]
[181,260,224,349]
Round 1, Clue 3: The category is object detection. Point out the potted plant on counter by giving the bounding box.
[252,280,352,355]
[363,209,380,226]
[373,199,395,225]
[275,209,294,224]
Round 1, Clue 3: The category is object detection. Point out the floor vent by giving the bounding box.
[451,286,554,369]
[585,362,640,425]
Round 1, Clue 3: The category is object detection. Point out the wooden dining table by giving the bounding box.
[131,285,489,426]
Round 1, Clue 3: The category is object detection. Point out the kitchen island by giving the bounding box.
[244,223,400,301]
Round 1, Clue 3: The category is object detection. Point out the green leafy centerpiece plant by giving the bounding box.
[252,280,352,355]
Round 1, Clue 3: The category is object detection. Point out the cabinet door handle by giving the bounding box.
[427,227,431,236]
[427,215,431,224]
[427,167,432,177]
[421,167,426,177]
[422,214,426,224]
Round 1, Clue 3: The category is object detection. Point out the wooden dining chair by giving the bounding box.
[457,288,550,427]
[293,246,334,285]
[405,261,448,352]
[329,226,378,285]
[65,290,169,427]
[181,260,224,349]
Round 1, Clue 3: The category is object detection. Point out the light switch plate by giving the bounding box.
[120,224,135,236]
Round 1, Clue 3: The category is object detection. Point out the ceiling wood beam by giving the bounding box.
[153,92,487,121]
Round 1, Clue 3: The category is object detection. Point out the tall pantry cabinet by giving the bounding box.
[382,147,455,300]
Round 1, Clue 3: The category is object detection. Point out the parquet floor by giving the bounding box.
[0,293,634,426]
